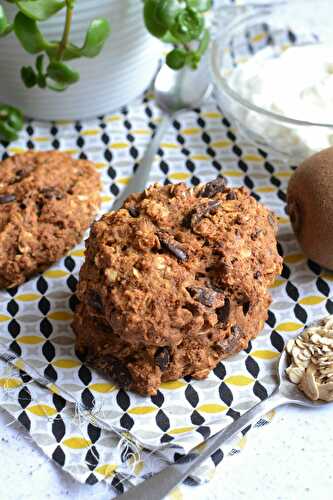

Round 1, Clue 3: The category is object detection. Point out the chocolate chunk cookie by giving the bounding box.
[73,181,282,395]
[0,151,101,288]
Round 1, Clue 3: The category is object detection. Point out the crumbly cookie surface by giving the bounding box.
[74,179,282,395]
[73,296,271,395]
[0,151,101,288]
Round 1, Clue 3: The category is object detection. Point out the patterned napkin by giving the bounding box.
[1,93,332,493]
[1,355,272,494]
[1,5,333,492]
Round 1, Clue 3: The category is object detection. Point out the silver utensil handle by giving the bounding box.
[119,390,287,500]
[112,114,171,211]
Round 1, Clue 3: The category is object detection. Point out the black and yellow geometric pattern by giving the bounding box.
[1,91,333,488]
[0,355,274,492]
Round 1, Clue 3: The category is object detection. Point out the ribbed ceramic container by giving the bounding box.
[0,0,161,120]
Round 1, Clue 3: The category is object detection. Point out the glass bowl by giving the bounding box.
[211,1,333,163]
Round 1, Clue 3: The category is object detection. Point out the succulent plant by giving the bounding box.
[143,0,212,70]
[0,1,111,92]
[0,0,212,141]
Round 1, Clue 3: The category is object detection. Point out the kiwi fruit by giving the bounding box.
[287,146,333,270]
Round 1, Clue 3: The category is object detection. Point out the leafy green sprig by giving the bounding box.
[0,0,111,92]
[0,0,213,142]
[0,104,24,142]
[143,0,212,69]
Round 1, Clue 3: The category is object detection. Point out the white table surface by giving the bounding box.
[0,402,332,500]
[1,1,332,495]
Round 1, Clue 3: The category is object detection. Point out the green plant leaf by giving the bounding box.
[21,66,37,87]
[144,0,168,38]
[80,18,111,58]
[185,50,200,69]
[6,106,24,131]
[186,0,212,12]
[0,105,24,142]
[36,73,47,88]
[196,27,209,56]
[35,54,44,74]
[0,121,20,142]
[161,30,179,44]
[15,0,66,21]
[166,48,186,69]
[0,6,12,36]
[61,43,82,60]
[35,55,47,87]
[170,7,204,43]
[45,42,81,61]
[156,0,182,30]
[46,80,68,91]
[47,61,80,85]
[14,12,47,53]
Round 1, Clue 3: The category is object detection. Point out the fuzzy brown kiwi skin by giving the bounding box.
[287,146,333,271]
[287,200,301,235]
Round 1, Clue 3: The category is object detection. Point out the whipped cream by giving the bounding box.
[228,45,333,159]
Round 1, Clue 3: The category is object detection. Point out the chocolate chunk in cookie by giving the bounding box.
[242,300,251,316]
[11,169,27,184]
[87,290,104,313]
[190,200,220,227]
[199,177,227,198]
[182,200,220,229]
[187,286,218,307]
[40,187,64,200]
[0,194,16,204]
[157,232,188,261]
[226,191,237,201]
[218,324,244,355]
[128,207,140,218]
[217,299,230,324]
[155,347,171,371]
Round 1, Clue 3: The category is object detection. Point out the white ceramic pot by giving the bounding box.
[0,0,161,120]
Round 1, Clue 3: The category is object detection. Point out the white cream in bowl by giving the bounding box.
[228,45,333,158]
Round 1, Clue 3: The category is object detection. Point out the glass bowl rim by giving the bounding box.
[210,9,333,129]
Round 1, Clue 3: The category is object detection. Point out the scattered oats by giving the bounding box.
[132,267,141,279]
[105,268,118,282]
[318,366,333,376]
[294,357,310,369]
[324,323,333,333]
[310,333,321,344]
[286,315,333,402]
[286,339,295,354]
[319,382,333,401]
[154,256,166,271]
[286,365,305,384]
[290,345,301,359]
[299,363,319,401]
[297,350,311,361]
[240,248,251,258]
[295,338,306,348]
[221,203,235,212]
[308,346,315,356]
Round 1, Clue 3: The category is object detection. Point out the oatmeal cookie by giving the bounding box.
[73,180,282,395]
[0,151,101,288]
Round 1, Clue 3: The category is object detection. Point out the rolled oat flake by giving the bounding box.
[286,315,333,402]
